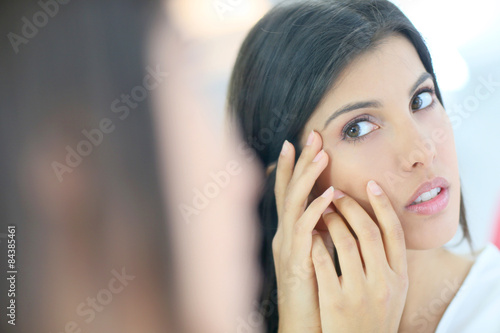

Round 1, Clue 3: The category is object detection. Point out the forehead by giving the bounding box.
[300,34,427,145]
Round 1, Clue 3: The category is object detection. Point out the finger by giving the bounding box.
[366,180,407,275]
[320,229,335,262]
[311,233,341,294]
[331,189,389,276]
[322,209,365,288]
[274,140,295,219]
[284,145,329,227]
[291,187,334,255]
[291,130,323,178]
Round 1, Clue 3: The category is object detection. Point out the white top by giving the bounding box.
[435,242,500,333]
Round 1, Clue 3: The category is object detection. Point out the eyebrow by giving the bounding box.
[322,72,434,130]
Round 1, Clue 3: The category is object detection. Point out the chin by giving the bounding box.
[403,211,460,250]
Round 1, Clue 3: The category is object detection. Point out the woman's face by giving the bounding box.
[300,34,460,250]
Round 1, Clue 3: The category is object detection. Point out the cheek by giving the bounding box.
[319,139,392,189]
[434,115,458,162]
[433,112,461,206]
[424,107,460,178]
[317,146,392,216]
[317,108,459,217]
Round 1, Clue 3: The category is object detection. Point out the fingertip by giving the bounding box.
[306,130,315,146]
[280,140,290,156]
[320,186,334,198]
[332,189,345,200]
[368,180,383,196]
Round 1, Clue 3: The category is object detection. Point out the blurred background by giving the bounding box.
[0,0,265,332]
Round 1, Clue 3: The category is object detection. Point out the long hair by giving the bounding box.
[226,0,473,331]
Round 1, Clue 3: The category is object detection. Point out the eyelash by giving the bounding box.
[341,115,373,145]
[341,86,437,144]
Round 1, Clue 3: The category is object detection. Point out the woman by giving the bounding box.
[227,0,500,332]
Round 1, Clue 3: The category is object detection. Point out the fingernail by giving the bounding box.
[321,186,334,198]
[333,189,345,200]
[312,149,324,162]
[312,230,319,235]
[280,140,289,156]
[306,130,315,146]
[322,206,334,217]
[368,180,383,195]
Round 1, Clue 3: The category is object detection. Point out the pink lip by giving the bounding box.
[404,177,450,215]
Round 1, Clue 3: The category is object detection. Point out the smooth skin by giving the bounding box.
[273,130,408,333]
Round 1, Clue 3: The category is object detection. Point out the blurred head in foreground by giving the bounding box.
[1,1,263,332]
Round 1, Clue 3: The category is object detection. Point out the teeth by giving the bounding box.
[412,187,441,205]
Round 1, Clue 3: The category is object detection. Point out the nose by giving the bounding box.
[396,119,436,172]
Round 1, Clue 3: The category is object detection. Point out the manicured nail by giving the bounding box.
[333,189,345,200]
[322,206,335,217]
[306,130,315,146]
[280,140,289,156]
[368,180,383,195]
[321,186,334,198]
[312,149,324,162]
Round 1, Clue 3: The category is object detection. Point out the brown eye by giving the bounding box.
[411,91,433,111]
[342,118,378,142]
[412,96,423,109]
[346,124,360,138]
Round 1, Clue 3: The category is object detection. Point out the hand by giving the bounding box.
[312,178,409,333]
[272,130,333,333]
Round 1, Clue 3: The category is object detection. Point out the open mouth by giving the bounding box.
[409,187,442,205]
[405,186,449,215]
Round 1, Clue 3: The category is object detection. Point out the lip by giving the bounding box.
[404,177,450,215]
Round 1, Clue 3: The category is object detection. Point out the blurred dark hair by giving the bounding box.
[0,1,179,332]
[227,0,473,331]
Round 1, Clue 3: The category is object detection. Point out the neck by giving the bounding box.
[398,247,474,333]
